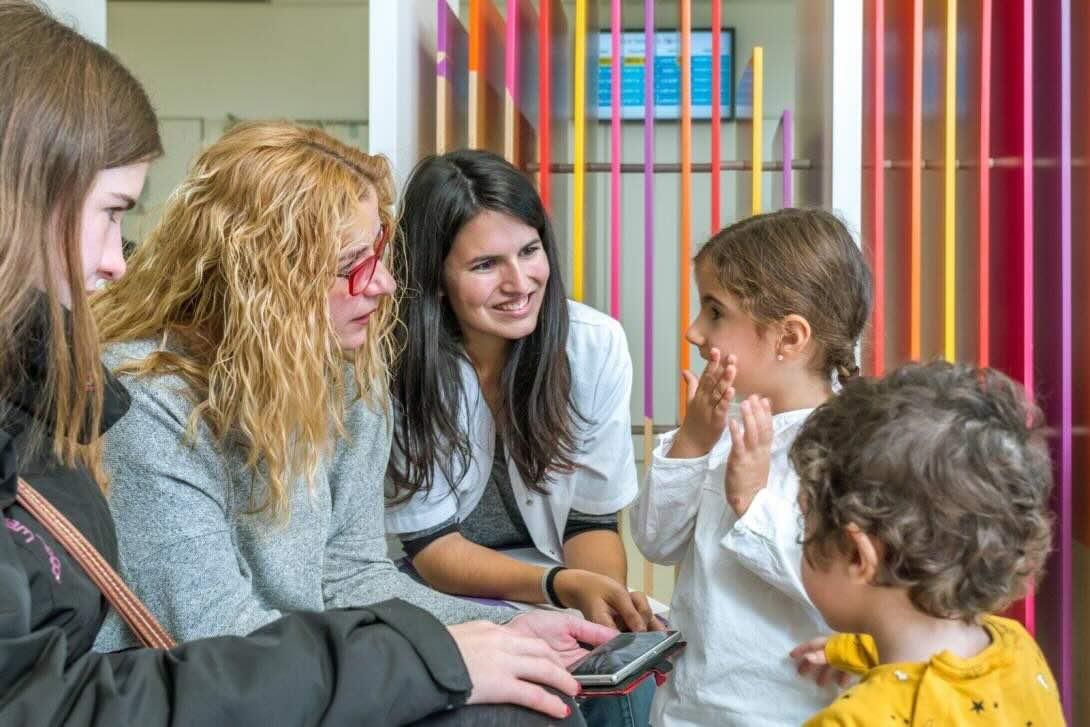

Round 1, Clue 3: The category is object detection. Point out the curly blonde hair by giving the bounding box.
[94,121,398,520]
[791,361,1054,622]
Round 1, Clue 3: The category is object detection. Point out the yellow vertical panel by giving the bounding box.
[943,0,958,360]
[572,0,586,301]
[751,47,764,215]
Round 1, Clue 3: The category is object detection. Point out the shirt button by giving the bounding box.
[732,521,746,535]
[525,498,533,505]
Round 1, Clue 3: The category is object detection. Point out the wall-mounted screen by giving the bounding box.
[596,28,735,121]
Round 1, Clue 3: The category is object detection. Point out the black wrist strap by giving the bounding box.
[544,566,568,608]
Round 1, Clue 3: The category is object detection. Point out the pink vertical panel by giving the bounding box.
[863,0,885,375]
[609,0,621,319]
[711,1,722,232]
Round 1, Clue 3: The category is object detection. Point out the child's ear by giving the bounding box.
[844,523,881,585]
[777,314,812,360]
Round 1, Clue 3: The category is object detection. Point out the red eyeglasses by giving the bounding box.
[338,223,390,296]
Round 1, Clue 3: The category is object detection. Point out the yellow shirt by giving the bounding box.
[804,616,1065,727]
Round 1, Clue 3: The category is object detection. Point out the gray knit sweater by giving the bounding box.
[93,339,511,652]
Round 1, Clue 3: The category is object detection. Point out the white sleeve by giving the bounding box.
[629,430,713,565]
[568,319,638,514]
[383,436,461,536]
[719,471,814,609]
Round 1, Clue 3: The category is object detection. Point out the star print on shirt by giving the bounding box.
[971,700,985,714]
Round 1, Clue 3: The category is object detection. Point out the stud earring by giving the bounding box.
[776,354,784,361]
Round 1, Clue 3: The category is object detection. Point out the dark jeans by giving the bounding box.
[577,678,655,727]
[411,692,586,727]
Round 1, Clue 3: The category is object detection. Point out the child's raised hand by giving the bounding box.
[724,394,773,516]
[789,637,854,689]
[668,348,736,459]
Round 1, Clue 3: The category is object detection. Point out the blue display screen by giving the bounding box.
[596,29,734,121]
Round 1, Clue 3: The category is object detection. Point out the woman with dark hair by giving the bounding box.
[0,3,601,724]
[388,149,661,632]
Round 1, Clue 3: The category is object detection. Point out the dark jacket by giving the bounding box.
[0,323,473,725]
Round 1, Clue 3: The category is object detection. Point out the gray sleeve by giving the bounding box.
[321,397,514,625]
[94,376,285,651]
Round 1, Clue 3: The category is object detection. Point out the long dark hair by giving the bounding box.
[388,149,581,503]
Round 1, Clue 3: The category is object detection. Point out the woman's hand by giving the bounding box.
[448,620,578,719]
[553,569,666,633]
[724,394,773,516]
[506,611,617,667]
[789,637,854,689]
[669,349,736,459]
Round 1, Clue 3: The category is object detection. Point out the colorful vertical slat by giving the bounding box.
[642,0,655,598]
[781,110,793,207]
[1076,2,1090,718]
[991,0,1034,631]
[711,0,722,232]
[943,0,957,361]
[978,0,991,368]
[865,0,885,374]
[750,47,763,215]
[468,0,506,154]
[572,0,586,301]
[504,0,538,167]
[1033,2,1073,717]
[537,0,570,219]
[538,0,552,210]
[908,0,923,360]
[678,0,692,421]
[437,1,469,154]
[609,0,621,320]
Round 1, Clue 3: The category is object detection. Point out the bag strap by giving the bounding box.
[15,478,176,650]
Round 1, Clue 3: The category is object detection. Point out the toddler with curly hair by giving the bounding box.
[789,361,1064,726]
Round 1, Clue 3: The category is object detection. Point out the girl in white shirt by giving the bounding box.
[631,208,873,727]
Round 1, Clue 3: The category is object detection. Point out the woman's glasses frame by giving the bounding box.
[339,222,389,296]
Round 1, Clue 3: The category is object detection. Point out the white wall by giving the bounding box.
[107,1,370,242]
[44,0,106,44]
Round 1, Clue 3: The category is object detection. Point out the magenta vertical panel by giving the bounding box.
[610,0,621,319]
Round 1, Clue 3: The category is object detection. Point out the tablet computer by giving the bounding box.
[568,630,683,686]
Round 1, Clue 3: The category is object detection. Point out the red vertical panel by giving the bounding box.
[991,0,1035,632]
[863,0,885,375]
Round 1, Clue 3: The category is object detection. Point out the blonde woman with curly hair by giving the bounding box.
[91,122,612,723]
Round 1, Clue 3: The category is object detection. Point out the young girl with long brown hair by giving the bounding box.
[631,208,873,726]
